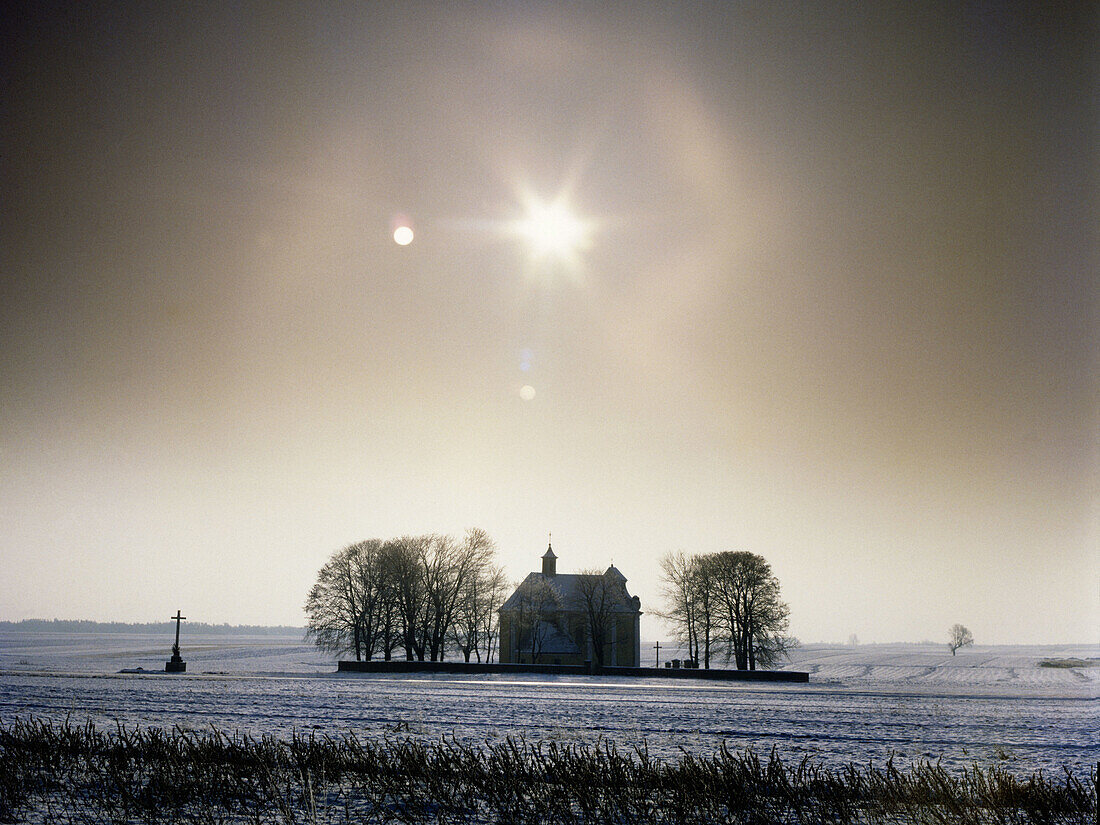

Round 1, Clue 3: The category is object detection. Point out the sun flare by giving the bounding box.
[517,199,587,258]
[510,191,593,275]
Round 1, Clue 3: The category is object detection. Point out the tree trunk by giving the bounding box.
[747,617,756,670]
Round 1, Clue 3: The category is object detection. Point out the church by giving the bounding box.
[498,542,642,667]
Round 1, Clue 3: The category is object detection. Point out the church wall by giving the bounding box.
[497,610,642,667]
[498,614,514,663]
[615,615,639,667]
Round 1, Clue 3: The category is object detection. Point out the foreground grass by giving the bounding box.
[0,719,1094,824]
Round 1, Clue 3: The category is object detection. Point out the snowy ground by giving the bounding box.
[785,642,1100,696]
[0,631,1096,776]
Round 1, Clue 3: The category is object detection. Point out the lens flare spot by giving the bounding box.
[519,385,536,401]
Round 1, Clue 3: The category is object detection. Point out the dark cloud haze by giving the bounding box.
[2,3,1095,643]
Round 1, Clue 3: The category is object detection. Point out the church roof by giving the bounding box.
[604,564,626,581]
[500,570,641,615]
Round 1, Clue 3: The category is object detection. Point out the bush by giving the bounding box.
[0,718,1095,824]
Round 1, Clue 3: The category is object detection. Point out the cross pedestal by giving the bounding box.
[165,610,187,673]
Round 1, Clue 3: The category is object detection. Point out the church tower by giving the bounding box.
[542,538,557,576]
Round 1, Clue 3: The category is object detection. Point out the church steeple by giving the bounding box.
[542,534,557,576]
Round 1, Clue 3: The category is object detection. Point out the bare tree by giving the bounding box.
[419,533,481,662]
[693,555,723,668]
[480,567,510,663]
[511,578,559,663]
[307,528,506,663]
[348,539,393,661]
[655,551,721,668]
[383,536,430,660]
[654,551,698,662]
[575,569,620,668]
[304,542,369,660]
[368,540,403,660]
[450,529,508,662]
[707,550,791,671]
[948,623,974,655]
[742,559,793,670]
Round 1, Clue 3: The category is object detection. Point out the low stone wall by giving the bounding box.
[336,660,809,682]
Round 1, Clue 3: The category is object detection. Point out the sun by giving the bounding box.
[517,199,587,258]
[511,191,593,273]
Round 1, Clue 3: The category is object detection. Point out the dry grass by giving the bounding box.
[0,718,1094,823]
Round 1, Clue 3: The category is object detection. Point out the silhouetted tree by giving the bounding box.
[656,550,721,668]
[451,530,508,662]
[305,541,371,660]
[576,568,633,668]
[348,539,395,661]
[385,536,430,660]
[306,529,505,663]
[655,551,696,661]
[710,551,792,670]
[419,533,479,662]
[511,578,559,663]
[658,549,792,671]
[368,540,403,660]
[948,623,973,655]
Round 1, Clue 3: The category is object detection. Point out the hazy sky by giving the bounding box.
[2,3,1096,645]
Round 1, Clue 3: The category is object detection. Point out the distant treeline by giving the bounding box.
[0,619,303,636]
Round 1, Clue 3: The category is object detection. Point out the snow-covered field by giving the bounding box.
[786,642,1100,696]
[1,631,1096,776]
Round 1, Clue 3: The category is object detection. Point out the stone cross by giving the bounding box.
[171,610,186,658]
